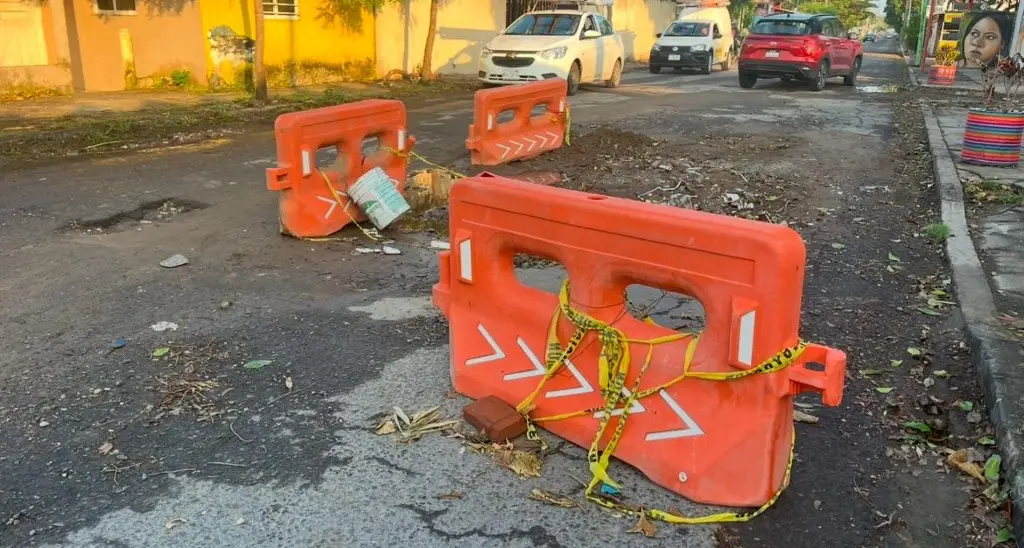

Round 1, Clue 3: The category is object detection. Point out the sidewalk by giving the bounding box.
[922,102,1024,539]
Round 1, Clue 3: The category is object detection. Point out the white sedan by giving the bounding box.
[478,9,625,95]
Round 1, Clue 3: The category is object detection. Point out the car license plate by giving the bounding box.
[502,69,519,80]
[766,50,780,58]
[668,54,681,61]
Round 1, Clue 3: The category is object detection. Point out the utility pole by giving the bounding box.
[913,0,930,66]
[917,0,936,72]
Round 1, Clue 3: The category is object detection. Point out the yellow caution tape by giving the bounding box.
[551,103,572,147]
[517,279,807,525]
[385,147,467,180]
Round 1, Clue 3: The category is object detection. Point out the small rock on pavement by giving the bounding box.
[159,254,189,268]
[382,246,401,255]
[220,301,231,309]
[430,240,450,250]
[966,410,982,424]
[657,163,673,171]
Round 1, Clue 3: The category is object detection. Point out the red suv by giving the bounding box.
[737,13,863,91]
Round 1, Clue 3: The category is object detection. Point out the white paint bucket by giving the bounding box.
[348,167,410,230]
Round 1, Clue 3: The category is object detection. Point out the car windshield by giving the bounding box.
[752,20,811,36]
[505,14,581,36]
[663,22,710,37]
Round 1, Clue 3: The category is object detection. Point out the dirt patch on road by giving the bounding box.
[486,127,821,227]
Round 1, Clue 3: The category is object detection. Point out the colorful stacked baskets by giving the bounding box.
[961,108,1024,167]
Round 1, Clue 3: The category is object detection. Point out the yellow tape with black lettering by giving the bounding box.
[517,279,806,525]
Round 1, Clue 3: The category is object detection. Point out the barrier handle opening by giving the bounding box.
[787,344,846,407]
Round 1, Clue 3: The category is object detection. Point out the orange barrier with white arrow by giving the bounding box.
[466,79,568,166]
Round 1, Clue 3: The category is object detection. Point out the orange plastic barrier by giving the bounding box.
[466,80,567,166]
[266,100,415,238]
[433,173,846,509]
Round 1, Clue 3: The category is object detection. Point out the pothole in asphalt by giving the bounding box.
[63,198,207,233]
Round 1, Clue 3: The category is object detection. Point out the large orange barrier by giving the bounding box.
[266,100,415,238]
[466,80,567,166]
[433,173,846,515]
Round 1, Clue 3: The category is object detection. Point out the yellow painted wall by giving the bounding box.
[199,0,376,87]
[375,0,505,76]
[612,0,678,62]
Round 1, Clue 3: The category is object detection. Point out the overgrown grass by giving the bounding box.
[923,222,951,241]
[0,84,71,104]
[0,79,477,165]
[965,180,1024,205]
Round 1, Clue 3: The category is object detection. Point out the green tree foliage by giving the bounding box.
[800,2,839,15]
[884,0,906,33]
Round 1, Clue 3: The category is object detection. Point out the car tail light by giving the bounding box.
[794,39,820,58]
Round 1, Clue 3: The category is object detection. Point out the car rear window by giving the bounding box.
[505,14,581,36]
[752,20,812,36]
[664,22,710,37]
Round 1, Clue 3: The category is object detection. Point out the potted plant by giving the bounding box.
[962,54,1024,167]
[928,43,959,85]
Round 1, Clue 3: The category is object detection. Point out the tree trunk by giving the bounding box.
[253,0,269,101]
[419,0,439,80]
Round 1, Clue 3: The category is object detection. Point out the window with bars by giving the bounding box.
[95,0,136,15]
[263,0,297,18]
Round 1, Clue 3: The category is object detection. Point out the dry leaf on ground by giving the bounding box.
[375,406,459,441]
[437,490,464,500]
[496,448,542,478]
[948,449,986,482]
[794,410,819,424]
[627,512,658,538]
[528,488,581,509]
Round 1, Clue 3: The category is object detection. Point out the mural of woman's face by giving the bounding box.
[967,16,1004,65]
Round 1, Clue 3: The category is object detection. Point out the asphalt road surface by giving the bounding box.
[0,38,994,547]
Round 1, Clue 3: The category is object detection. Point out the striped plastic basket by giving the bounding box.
[961,108,1024,167]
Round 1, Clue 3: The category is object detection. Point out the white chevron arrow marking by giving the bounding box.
[497,143,511,160]
[523,136,537,152]
[545,356,593,398]
[466,324,505,366]
[535,133,549,147]
[644,390,705,441]
[316,195,339,220]
[511,140,524,156]
[593,387,645,419]
[545,131,560,146]
[503,337,547,381]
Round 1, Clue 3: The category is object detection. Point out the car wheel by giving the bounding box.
[701,52,713,75]
[606,59,622,88]
[567,61,581,96]
[649,64,661,74]
[739,71,757,89]
[844,56,861,86]
[810,60,828,91]
[781,75,792,82]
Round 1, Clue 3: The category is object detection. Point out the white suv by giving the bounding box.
[478,9,625,95]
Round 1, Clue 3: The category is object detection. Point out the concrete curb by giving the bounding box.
[921,104,1024,545]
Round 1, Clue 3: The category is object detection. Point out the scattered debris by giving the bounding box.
[437,490,464,500]
[150,321,179,332]
[382,246,401,255]
[375,406,460,442]
[284,376,293,391]
[220,301,232,309]
[627,512,658,538]
[111,338,127,350]
[38,420,50,428]
[354,247,380,254]
[528,488,580,509]
[794,410,819,424]
[165,518,187,531]
[244,360,272,370]
[160,254,189,268]
[153,347,170,358]
[98,441,115,455]
[430,240,450,250]
[948,449,986,482]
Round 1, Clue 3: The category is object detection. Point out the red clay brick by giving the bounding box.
[463,395,527,441]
